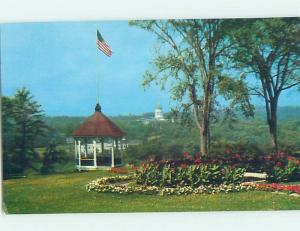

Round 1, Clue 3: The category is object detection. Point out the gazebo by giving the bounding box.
[72,103,126,171]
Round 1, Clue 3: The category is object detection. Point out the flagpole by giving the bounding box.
[96,28,100,104]
[97,69,100,104]
[96,28,112,106]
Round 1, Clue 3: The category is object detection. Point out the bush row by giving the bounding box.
[141,152,300,183]
[135,163,246,187]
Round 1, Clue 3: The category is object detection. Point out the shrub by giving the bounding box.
[137,150,300,183]
[135,162,246,187]
[40,143,68,174]
[267,160,299,182]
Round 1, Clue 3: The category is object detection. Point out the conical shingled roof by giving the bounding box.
[72,104,125,137]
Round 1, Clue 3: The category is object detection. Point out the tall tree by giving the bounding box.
[2,88,47,174]
[229,18,300,150]
[130,19,253,156]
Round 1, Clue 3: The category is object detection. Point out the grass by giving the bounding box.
[3,171,300,214]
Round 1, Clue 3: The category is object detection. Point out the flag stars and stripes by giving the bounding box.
[96,30,112,57]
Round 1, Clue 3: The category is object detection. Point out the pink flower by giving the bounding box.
[180,163,188,169]
[235,153,241,159]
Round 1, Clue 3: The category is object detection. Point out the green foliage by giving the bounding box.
[223,167,246,184]
[135,163,246,187]
[228,18,300,149]
[129,19,255,155]
[2,88,47,177]
[40,143,69,174]
[267,161,299,183]
[218,75,254,119]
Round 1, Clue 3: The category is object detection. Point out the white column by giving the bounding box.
[74,140,77,166]
[111,147,115,168]
[84,139,87,158]
[78,140,81,168]
[93,140,97,167]
[100,139,103,153]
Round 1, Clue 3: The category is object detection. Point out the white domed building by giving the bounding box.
[154,105,166,121]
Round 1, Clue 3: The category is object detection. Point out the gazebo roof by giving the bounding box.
[72,103,125,138]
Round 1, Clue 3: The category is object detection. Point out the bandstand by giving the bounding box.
[72,103,126,170]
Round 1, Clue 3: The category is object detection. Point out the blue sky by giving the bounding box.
[1,20,299,116]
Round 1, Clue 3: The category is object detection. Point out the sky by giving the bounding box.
[1,20,300,116]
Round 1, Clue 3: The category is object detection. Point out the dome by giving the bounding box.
[72,104,125,138]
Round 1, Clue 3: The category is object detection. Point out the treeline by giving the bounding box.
[43,107,300,166]
[35,106,300,147]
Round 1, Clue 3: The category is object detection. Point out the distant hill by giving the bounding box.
[253,106,300,121]
[37,106,300,149]
[44,106,300,127]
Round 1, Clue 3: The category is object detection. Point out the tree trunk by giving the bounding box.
[200,87,210,156]
[190,81,210,156]
[200,126,209,156]
[268,99,278,151]
[20,123,27,172]
[264,94,279,152]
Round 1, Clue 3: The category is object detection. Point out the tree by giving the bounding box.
[2,96,19,176]
[2,88,47,175]
[40,143,68,174]
[229,18,300,150]
[130,19,253,156]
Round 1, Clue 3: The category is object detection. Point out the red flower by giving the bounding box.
[256,183,300,194]
[180,163,188,169]
[194,158,202,165]
[288,156,300,166]
[287,156,294,161]
[182,152,190,158]
[235,153,241,159]
[275,162,283,167]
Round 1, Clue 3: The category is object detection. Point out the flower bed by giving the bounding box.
[89,175,134,185]
[142,151,300,183]
[86,175,256,195]
[255,183,300,195]
[135,162,246,187]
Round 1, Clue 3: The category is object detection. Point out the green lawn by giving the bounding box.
[3,171,300,213]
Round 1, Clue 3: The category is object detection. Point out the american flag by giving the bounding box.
[96,30,112,57]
